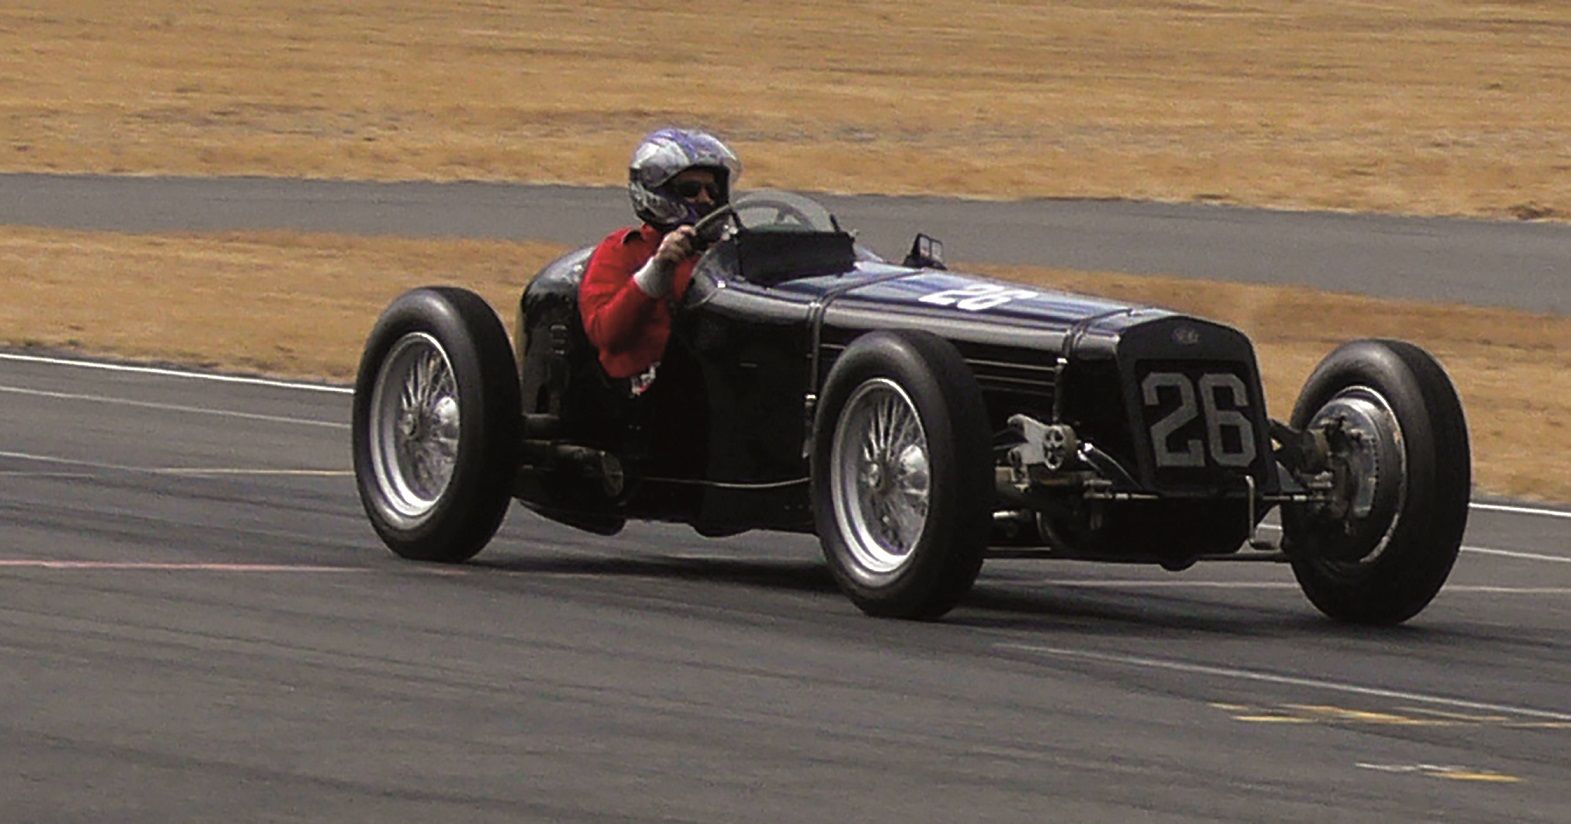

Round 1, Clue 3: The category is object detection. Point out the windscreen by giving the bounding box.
[731,189,841,233]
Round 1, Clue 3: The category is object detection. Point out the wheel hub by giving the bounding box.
[1299,386,1406,563]
[864,460,885,490]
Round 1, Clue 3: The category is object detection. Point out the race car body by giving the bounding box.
[354,190,1471,624]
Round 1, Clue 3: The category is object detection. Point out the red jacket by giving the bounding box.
[578,225,697,379]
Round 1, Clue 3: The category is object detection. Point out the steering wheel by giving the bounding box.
[690,204,738,252]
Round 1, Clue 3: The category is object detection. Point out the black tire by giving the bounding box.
[1283,339,1470,624]
[811,330,992,619]
[352,287,521,562]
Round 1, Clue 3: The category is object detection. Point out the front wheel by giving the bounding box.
[1282,339,1470,624]
[352,287,521,562]
[812,331,992,619]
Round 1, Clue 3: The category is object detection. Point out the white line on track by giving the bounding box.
[995,643,1571,722]
[0,560,365,572]
[154,467,352,477]
[0,352,351,394]
[0,450,348,477]
[1406,543,1558,564]
[1254,523,1569,563]
[2,449,1565,561]
[1011,579,1571,594]
[1470,501,1571,520]
[1460,546,1571,564]
[0,384,347,429]
[7,352,1571,520]
[1447,585,1571,594]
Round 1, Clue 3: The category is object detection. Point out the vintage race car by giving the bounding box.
[352,190,1470,624]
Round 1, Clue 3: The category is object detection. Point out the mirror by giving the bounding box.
[902,233,946,270]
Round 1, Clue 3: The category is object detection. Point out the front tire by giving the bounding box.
[812,331,992,619]
[353,287,521,562]
[1283,339,1470,624]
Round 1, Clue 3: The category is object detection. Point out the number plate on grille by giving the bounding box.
[1137,362,1261,481]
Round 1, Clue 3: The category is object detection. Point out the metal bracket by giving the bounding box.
[1244,475,1277,550]
[1007,414,1081,475]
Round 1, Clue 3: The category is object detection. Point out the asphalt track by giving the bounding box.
[3,352,1570,822]
[4,173,1571,312]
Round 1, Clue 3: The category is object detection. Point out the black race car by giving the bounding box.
[352,190,1470,624]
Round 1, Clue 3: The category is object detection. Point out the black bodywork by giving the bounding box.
[514,192,1282,566]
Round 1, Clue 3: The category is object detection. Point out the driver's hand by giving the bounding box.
[654,225,697,265]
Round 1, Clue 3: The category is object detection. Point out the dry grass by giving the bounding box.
[0,227,564,379]
[2,226,1566,502]
[3,1,1570,218]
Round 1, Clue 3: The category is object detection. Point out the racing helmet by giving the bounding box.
[628,127,741,227]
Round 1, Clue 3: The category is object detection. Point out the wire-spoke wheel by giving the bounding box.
[353,287,520,563]
[813,330,991,620]
[369,332,462,524]
[831,379,931,575]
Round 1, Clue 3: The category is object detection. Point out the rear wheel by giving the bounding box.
[812,331,992,619]
[353,287,521,562]
[1283,339,1470,624]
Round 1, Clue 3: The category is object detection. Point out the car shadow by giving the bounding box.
[958,581,1385,637]
[468,552,842,595]
[464,548,1559,652]
[953,579,1571,656]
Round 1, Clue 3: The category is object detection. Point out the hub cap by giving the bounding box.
[1308,385,1406,565]
[369,332,461,524]
[829,379,931,574]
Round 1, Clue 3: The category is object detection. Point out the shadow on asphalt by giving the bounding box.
[954,583,1571,657]
[958,583,1403,638]
[455,550,1546,650]
[468,553,842,595]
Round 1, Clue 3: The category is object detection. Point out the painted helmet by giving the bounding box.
[628,127,741,227]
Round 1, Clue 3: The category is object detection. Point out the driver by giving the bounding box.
[579,127,740,392]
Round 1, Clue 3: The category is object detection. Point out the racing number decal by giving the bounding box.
[1142,373,1203,467]
[1197,373,1256,467]
[918,284,1037,312]
[1141,371,1257,468]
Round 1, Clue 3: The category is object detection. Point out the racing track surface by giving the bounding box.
[3,352,1570,822]
[5,173,1571,312]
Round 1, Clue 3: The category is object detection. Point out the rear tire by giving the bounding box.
[1283,339,1470,624]
[353,287,521,562]
[812,331,992,619]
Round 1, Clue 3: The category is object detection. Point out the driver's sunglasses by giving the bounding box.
[672,179,721,200]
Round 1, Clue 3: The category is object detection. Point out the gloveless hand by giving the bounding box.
[654,225,698,266]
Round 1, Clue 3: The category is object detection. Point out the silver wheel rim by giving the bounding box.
[1311,385,1407,567]
[829,379,931,574]
[368,332,461,526]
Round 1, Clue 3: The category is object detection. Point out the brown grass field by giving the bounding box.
[3,1,1570,217]
[2,226,1566,502]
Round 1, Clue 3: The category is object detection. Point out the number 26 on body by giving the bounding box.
[918,284,1037,312]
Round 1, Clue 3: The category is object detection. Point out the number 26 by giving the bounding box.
[918,284,1036,312]
[1141,372,1257,468]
